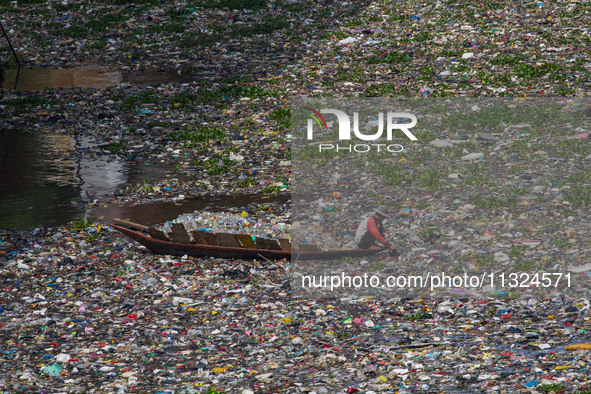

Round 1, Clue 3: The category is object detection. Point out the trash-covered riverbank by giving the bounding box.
[2,0,591,392]
[2,222,591,392]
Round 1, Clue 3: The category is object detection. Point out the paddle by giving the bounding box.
[113,218,150,231]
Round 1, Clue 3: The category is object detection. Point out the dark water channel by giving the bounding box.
[0,131,80,229]
[0,130,170,229]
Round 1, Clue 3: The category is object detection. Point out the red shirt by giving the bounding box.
[366,216,389,247]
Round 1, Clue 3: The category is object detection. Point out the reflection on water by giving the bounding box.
[0,131,80,229]
[74,134,127,202]
[1,64,195,91]
[0,130,170,229]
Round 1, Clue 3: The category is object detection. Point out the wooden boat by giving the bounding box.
[110,220,385,261]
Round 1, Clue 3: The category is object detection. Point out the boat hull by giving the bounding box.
[111,224,385,260]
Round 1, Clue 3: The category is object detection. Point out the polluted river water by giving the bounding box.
[0,130,286,229]
[0,129,171,229]
[0,63,288,229]
[0,127,289,229]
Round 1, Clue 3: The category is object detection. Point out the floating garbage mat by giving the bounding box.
[4,0,591,391]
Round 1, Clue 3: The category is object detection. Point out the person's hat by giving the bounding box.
[374,205,391,218]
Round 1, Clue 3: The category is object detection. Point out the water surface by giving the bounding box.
[0,130,171,229]
[1,64,195,90]
[0,131,80,228]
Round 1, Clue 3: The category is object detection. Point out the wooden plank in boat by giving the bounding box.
[296,243,320,252]
[255,237,282,250]
[277,238,291,251]
[236,234,257,249]
[191,230,218,246]
[215,233,242,248]
[170,223,192,244]
[149,228,170,241]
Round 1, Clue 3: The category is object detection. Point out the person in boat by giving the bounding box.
[355,205,399,257]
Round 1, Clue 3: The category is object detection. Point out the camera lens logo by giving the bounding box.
[304,107,329,132]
